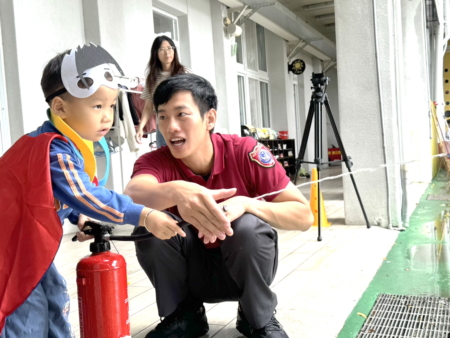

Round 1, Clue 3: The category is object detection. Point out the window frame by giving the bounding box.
[235,20,270,129]
[153,7,180,47]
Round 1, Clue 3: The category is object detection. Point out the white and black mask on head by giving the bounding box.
[46,43,125,102]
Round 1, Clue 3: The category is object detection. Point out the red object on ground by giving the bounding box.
[279,131,289,140]
[328,147,342,161]
[77,251,130,338]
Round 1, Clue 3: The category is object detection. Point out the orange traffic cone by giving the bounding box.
[310,168,331,227]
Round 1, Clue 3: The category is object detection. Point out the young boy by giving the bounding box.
[0,44,185,337]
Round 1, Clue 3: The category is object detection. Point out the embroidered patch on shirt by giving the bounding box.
[248,143,275,168]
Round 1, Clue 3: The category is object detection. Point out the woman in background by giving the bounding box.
[135,35,191,147]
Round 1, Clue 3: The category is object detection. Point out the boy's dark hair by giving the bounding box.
[153,74,218,118]
[40,50,71,104]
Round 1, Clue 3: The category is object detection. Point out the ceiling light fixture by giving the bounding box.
[315,13,335,21]
[303,1,334,12]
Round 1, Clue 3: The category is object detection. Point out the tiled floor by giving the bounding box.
[54,166,399,338]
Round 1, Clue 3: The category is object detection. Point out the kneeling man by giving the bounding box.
[125,74,314,338]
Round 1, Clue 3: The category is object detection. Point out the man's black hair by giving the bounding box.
[40,49,71,103]
[153,74,218,118]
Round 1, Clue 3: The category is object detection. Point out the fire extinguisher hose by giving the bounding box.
[103,220,189,241]
[72,220,191,242]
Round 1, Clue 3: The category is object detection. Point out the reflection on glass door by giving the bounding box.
[248,78,259,127]
[260,81,270,127]
[238,75,246,125]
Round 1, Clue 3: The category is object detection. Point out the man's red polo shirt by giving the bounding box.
[132,133,290,246]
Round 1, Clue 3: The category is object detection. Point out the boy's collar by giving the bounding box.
[47,108,96,182]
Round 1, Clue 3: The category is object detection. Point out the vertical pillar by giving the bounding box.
[335,0,402,225]
[0,0,23,143]
[210,0,239,134]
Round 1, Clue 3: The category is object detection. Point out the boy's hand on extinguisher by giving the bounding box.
[142,209,186,240]
[76,214,95,242]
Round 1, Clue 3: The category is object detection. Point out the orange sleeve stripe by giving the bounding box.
[57,154,123,223]
[66,155,125,219]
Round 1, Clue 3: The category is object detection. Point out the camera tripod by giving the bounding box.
[294,73,370,241]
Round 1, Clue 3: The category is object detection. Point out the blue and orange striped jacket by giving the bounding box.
[29,121,144,226]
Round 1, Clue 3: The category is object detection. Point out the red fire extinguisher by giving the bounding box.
[75,222,130,338]
[73,219,188,337]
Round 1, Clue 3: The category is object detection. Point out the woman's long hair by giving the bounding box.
[145,35,185,94]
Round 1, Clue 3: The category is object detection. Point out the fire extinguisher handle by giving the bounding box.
[71,221,114,242]
[71,228,95,242]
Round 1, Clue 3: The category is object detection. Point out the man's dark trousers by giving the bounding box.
[132,213,279,329]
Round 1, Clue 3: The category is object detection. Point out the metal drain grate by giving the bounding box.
[427,194,450,201]
[357,294,450,337]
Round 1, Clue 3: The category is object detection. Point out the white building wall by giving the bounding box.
[400,0,432,187]
[185,0,216,86]
[210,1,240,135]
[335,0,393,226]
[335,0,431,227]
[0,0,85,141]
[265,29,302,155]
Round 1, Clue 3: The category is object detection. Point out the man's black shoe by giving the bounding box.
[236,307,289,338]
[146,304,209,338]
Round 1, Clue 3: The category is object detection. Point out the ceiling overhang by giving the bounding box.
[218,0,336,61]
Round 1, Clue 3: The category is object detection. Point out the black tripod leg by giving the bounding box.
[324,97,371,228]
[314,100,323,241]
[294,100,315,184]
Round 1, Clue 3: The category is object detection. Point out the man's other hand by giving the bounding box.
[175,183,236,240]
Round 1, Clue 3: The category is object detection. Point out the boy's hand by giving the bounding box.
[144,210,187,240]
[76,214,95,242]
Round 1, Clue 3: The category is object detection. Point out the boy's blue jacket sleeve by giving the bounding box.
[50,138,144,226]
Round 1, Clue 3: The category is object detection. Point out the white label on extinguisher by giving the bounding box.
[120,336,131,338]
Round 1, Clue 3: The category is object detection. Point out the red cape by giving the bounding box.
[0,133,66,331]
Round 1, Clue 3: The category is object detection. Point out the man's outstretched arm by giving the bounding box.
[220,182,314,232]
